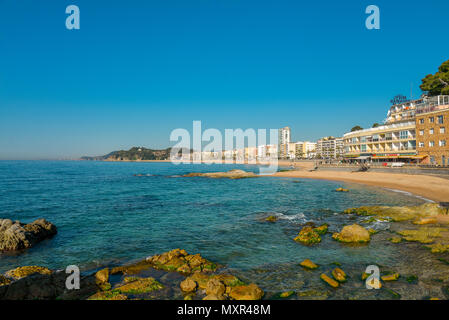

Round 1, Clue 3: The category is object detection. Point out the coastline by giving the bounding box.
[272,169,449,203]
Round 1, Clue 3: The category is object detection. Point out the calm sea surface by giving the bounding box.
[0,161,426,279]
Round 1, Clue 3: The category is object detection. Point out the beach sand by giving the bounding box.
[273,168,449,203]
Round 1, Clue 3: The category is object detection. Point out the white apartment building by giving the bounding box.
[317,137,344,159]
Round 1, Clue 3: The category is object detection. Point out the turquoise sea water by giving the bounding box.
[0,160,427,279]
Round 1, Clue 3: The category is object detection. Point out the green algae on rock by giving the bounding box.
[265,215,278,223]
[5,266,52,280]
[314,224,329,235]
[332,224,370,243]
[343,203,446,222]
[279,291,295,298]
[88,290,128,300]
[294,226,321,245]
[115,277,164,295]
[381,273,400,281]
[396,227,448,244]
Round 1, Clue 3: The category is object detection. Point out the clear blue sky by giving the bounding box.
[0,0,448,159]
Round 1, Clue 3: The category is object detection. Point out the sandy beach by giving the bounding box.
[273,169,449,203]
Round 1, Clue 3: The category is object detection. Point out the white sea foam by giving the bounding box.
[384,188,434,203]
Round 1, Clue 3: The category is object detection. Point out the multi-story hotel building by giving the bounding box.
[317,137,344,159]
[278,127,291,159]
[343,99,420,162]
[416,95,449,165]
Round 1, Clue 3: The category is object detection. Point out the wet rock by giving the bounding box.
[95,268,109,284]
[343,203,446,222]
[115,277,164,294]
[413,217,438,225]
[314,224,328,235]
[5,266,52,280]
[426,242,449,253]
[180,278,197,293]
[335,188,349,192]
[203,294,226,300]
[299,259,319,270]
[332,224,370,243]
[0,275,11,287]
[294,226,321,245]
[381,273,400,281]
[397,227,447,244]
[279,291,294,298]
[183,169,257,179]
[320,274,339,288]
[331,268,347,283]
[265,216,278,222]
[206,278,226,296]
[389,237,403,243]
[0,219,57,252]
[228,283,264,300]
[88,290,128,300]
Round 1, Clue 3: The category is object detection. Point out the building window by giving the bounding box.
[429,117,435,123]
[419,118,424,124]
[429,141,435,147]
[438,115,444,124]
[400,131,408,139]
[440,140,446,147]
[418,142,424,148]
[441,127,446,134]
[419,130,424,136]
[361,144,367,152]
[430,128,434,135]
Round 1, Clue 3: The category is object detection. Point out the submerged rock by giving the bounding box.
[0,218,57,252]
[381,273,400,281]
[413,217,438,225]
[88,290,128,300]
[320,274,339,288]
[343,203,446,222]
[335,188,349,192]
[299,259,319,270]
[183,169,257,179]
[279,291,295,298]
[115,277,164,294]
[265,215,278,223]
[331,268,347,283]
[0,275,11,287]
[332,224,370,243]
[397,227,447,244]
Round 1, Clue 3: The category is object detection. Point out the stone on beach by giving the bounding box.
[0,218,57,252]
[299,259,319,270]
[332,224,370,243]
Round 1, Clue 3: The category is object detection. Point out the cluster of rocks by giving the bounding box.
[293,222,371,245]
[0,219,57,252]
[180,273,263,300]
[183,169,257,179]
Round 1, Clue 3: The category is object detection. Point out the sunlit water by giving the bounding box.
[2,161,447,299]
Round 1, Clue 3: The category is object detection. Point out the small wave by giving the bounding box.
[384,188,434,203]
[274,212,306,221]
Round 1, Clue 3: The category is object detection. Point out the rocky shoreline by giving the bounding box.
[2,202,449,300]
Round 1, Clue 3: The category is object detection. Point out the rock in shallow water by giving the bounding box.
[332,224,370,243]
[0,218,57,252]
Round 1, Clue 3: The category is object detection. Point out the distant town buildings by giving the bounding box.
[317,137,344,159]
[278,127,291,159]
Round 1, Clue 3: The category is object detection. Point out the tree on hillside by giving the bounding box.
[351,125,363,132]
[420,59,449,96]
[372,123,380,128]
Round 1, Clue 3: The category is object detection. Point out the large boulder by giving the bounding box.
[0,219,57,252]
[332,224,370,243]
[228,283,264,300]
